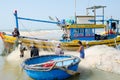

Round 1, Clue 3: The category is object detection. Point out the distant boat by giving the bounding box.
[0,5,120,51]
[21,55,80,80]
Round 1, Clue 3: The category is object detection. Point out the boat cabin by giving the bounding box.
[61,6,119,42]
[62,16,106,41]
[61,17,120,42]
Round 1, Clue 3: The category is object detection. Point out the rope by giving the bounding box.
[114,38,119,49]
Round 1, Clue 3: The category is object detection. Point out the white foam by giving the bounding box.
[5,30,63,40]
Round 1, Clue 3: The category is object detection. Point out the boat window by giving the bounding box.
[73,29,78,36]
[74,29,84,34]
[85,28,94,36]
[79,29,84,33]
[73,29,84,37]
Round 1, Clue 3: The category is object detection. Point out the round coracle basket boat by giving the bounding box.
[22,54,80,80]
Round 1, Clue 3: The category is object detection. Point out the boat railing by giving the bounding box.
[22,57,80,71]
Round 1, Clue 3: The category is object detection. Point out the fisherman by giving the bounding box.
[19,41,27,58]
[12,28,20,37]
[30,45,39,57]
[77,41,85,59]
[62,33,68,40]
[55,43,64,55]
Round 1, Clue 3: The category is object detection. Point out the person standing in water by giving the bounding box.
[55,43,64,55]
[30,45,39,57]
[19,41,27,58]
[77,41,85,59]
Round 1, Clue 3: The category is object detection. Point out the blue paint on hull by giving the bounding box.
[22,55,80,80]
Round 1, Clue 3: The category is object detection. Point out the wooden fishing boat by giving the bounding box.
[22,55,80,80]
[0,5,120,52]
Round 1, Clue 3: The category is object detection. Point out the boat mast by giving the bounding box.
[14,10,19,30]
[74,0,77,24]
[13,10,59,30]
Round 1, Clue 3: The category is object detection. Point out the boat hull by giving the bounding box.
[25,65,78,80]
[22,55,80,80]
[0,33,120,51]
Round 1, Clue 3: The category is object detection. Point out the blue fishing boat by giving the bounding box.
[0,5,120,51]
[22,55,80,80]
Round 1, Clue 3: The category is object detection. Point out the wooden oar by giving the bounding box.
[55,66,80,75]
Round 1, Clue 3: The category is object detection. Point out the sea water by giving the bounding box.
[0,30,120,80]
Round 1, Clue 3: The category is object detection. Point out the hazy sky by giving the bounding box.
[0,0,120,31]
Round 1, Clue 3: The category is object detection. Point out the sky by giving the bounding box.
[0,0,120,31]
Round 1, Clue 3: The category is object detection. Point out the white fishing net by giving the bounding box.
[81,45,120,74]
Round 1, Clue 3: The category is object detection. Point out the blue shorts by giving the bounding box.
[80,53,85,59]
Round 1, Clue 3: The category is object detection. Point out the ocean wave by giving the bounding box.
[4,30,63,40]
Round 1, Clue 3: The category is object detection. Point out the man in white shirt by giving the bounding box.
[55,43,64,55]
